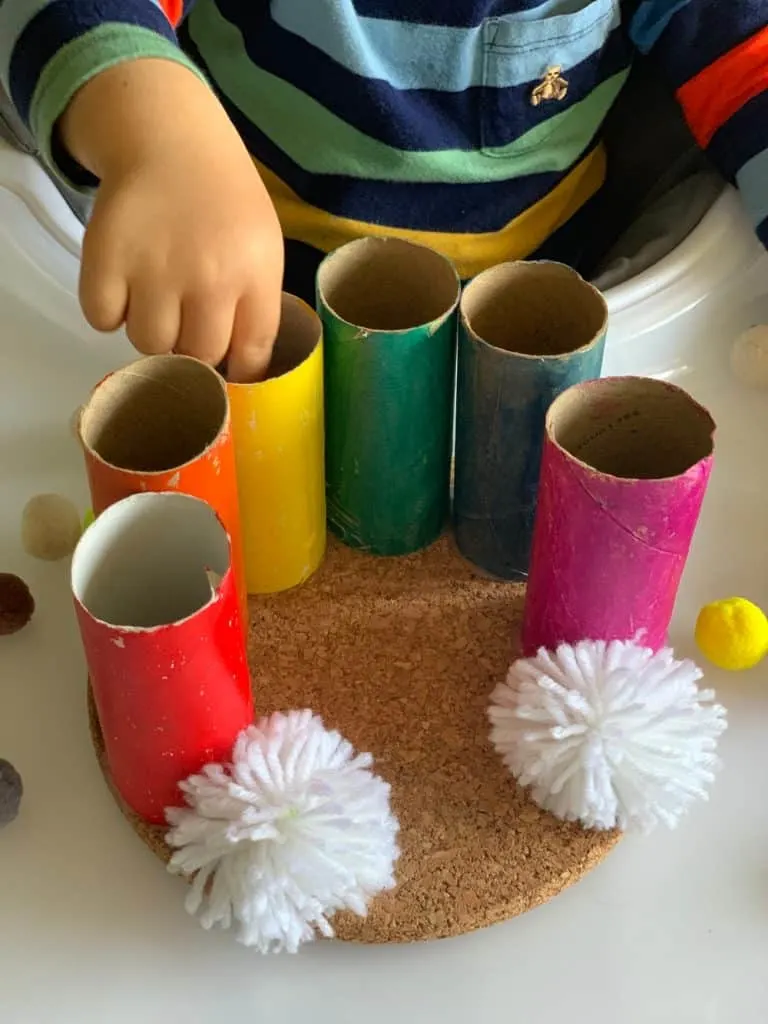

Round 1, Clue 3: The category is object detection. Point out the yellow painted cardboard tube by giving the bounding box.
[227,294,326,594]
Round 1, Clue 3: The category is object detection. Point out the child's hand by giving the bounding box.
[61,60,284,382]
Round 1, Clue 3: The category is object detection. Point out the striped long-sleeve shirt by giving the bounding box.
[2,0,768,284]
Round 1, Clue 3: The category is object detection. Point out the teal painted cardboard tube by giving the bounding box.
[454,261,608,580]
[317,238,460,555]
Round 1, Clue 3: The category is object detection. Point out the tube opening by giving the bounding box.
[79,355,228,473]
[262,294,321,380]
[461,261,607,357]
[549,377,715,479]
[318,237,460,332]
[71,492,231,627]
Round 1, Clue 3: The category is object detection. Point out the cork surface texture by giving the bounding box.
[88,532,619,943]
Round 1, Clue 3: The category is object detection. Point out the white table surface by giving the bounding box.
[1,248,767,1024]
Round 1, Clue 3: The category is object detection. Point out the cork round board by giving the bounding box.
[88,533,619,944]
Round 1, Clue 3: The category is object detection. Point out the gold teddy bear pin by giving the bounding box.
[531,66,569,106]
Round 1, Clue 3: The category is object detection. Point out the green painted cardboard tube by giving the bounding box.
[317,237,460,555]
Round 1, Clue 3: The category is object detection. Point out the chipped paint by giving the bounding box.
[204,568,223,595]
[74,557,252,823]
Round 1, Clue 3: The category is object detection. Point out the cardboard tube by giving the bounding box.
[454,261,607,580]
[71,492,253,824]
[227,294,325,594]
[78,355,246,617]
[317,237,460,555]
[521,376,716,655]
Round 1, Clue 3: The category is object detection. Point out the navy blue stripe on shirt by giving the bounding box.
[185,38,604,233]
[639,0,768,87]
[216,0,630,150]
[349,0,555,27]
[9,0,176,123]
[707,90,768,180]
[283,238,324,305]
[183,24,605,230]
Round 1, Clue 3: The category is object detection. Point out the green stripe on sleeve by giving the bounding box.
[190,0,628,184]
[30,23,208,191]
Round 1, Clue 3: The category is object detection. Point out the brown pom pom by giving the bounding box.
[0,759,23,825]
[0,574,35,635]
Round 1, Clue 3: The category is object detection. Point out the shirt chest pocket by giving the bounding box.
[479,0,626,158]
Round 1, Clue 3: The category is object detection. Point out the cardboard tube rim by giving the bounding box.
[78,355,230,476]
[460,260,608,361]
[317,236,461,334]
[227,294,322,390]
[545,375,716,482]
[71,491,231,632]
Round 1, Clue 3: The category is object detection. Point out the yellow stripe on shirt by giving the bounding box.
[255,144,606,279]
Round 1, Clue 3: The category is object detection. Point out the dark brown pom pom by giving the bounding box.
[0,759,22,825]
[0,573,35,635]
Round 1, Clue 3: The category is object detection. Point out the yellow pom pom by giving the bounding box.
[695,597,768,671]
[82,508,95,532]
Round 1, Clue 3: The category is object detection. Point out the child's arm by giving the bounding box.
[0,3,283,382]
[629,1,768,250]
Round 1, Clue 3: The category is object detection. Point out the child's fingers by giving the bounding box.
[79,205,130,332]
[124,286,182,356]
[227,290,280,384]
[79,260,129,333]
[175,293,236,367]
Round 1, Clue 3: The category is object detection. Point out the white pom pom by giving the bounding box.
[166,710,400,952]
[488,640,727,834]
[21,493,81,561]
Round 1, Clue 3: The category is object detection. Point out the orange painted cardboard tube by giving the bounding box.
[78,355,247,618]
[227,294,326,593]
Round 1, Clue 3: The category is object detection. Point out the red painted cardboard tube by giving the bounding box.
[71,492,253,824]
[77,355,247,620]
[521,377,715,655]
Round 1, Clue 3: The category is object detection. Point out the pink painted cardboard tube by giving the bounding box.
[521,376,715,655]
